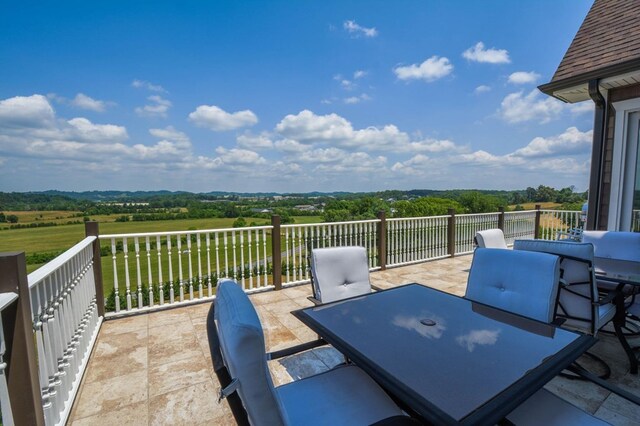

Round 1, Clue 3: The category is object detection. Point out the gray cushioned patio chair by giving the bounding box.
[310,246,378,304]
[474,228,508,249]
[466,249,628,425]
[513,239,638,375]
[208,279,412,426]
[465,248,561,323]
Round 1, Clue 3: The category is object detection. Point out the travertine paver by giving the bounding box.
[68,254,640,425]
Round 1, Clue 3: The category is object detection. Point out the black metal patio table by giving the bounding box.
[292,284,595,425]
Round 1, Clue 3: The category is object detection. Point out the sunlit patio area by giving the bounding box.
[67,254,640,425]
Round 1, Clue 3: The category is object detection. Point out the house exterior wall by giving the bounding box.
[598,83,640,229]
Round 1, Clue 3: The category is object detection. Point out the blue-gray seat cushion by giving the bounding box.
[215,280,285,426]
[506,389,609,425]
[311,246,372,303]
[277,364,405,426]
[466,248,560,323]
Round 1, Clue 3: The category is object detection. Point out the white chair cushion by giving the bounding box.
[475,229,508,249]
[311,246,372,303]
[277,365,405,426]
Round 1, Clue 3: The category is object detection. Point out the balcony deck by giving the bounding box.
[68,254,639,425]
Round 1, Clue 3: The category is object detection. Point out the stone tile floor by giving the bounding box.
[68,254,640,425]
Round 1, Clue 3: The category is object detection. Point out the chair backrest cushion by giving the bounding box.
[513,239,598,333]
[311,246,371,303]
[466,248,560,323]
[475,229,508,249]
[215,280,284,426]
[582,231,640,262]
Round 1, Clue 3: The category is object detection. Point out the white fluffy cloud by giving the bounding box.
[498,90,564,124]
[512,127,592,158]
[474,85,491,94]
[131,79,167,93]
[344,94,371,104]
[0,94,55,128]
[135,95,172,118]
[70,93,108,112]
[462,42,510,64]
[214,147,266,165]
[343,20,378,38]
[394,56,453,82]
[237,133,274,149]
[189,105,258,131]
[508,71,541,85]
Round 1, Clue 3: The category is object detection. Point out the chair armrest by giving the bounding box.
[266,339,327,360]
[307,296,322,305]
[371,284,383,292]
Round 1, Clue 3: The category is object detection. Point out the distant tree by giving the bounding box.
[458,192,505,213]
[0,212,5,223]
[232,217,246,228]
[393,197,462,217]
[6,214,18,223]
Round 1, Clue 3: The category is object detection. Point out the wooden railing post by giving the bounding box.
[0,252,45,426]
[498,207,505,231]
[85,221,105,317]
[271,215,282,290]
[377,211,387,270]
[447,209,456,257]
[534,204,542,239]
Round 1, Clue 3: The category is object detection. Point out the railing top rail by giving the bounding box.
[27,236,96,288]
[504,210,537,215]
[281,219,380,228]
[539,209,582,214]
[387,215,450,221]
[456,212,501,218]
[100,225,273,239]
[0,291,18,311]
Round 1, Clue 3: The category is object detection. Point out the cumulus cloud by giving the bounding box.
[237,132,274,149]
[512,127,592,158]
[569,101,595,116]
[462,42,510,64]
[0,94,55,128]
[214,147,266,165]
[131,79,167,93]
[394,56,453,82]
[498,90,564,124]
[456,330,500,352]
[508,71,541,85]
[135,95,172,118]
[274,110,462,155]
[474,85,491,94]
[353,70,367,79]
[188,105,258,131]
[343,20,378,38]
[70,93,108,112]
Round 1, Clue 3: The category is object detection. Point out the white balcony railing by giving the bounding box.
[27,237,102,426]
[386,216,449,267]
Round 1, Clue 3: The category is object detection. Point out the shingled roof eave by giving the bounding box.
[539,57,640,101]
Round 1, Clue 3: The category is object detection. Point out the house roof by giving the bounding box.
[539,0,640,102]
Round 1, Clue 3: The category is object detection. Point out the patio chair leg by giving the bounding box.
[614,321,638,374]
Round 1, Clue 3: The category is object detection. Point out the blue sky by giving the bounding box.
[0,1,595,193]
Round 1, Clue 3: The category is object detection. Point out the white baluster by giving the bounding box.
[239,231,245,289]
[206,233,212,297]
[110,238,120,312]
[177,235,184,301]
[134,237,143,309]
[167,236,174,304]
[146,237,153,307]
[123,237,132,311]
[187,235,194,300]
[157,235,164,306]
[248,230,253,289]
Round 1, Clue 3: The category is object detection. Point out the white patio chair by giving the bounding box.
[207,280,415,426]
[309,246,378,304]
[474,229,508,249]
